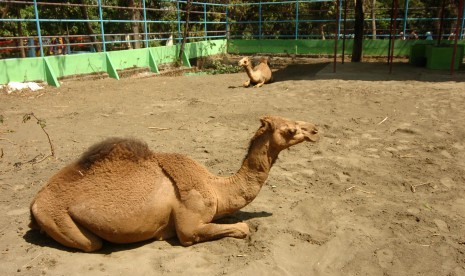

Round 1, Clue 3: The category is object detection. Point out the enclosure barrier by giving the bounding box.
[0,40,226,87]
[1,0,465,86]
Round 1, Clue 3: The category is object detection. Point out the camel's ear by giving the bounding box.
[260,116,274,130]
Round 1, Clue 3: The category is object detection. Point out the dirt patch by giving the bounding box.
[1,57,465,275]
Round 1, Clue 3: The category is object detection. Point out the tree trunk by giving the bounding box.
[129,0,141,49]
[79,0,101,52]
[371,0,376,40]
[352,0,364,62]
[17,8,26,58]
[178,0,192,62]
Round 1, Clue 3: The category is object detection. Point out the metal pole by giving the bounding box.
[295,0,299,40]
[177,1,182,44]
[142,0,149,48]
[33,0,44,57]
[259,2,262,39]
[450,0,464,75]
[204,3,207,39]
[226,5,230,39]
[342,0,348,64]
[437,0,446,46]
[461,0,465,40]
[389,0,399,74]
[403,0,409,35]
[387,0,394,64]
[97,0,106,52]
[333,0,340,73]
[338,0,342,38]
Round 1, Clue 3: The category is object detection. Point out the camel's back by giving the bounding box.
[30,138,163,211]
[254,61,273,82]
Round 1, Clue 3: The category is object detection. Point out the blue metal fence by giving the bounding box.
[1,0,464,59]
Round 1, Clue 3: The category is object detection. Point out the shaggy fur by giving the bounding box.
[29,116,319,252]
[78,137,151,170]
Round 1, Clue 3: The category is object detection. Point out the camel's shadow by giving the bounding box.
[23,210,272,253]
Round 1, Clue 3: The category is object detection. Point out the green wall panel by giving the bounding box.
[1,57,44,84]
[0,40,227,86]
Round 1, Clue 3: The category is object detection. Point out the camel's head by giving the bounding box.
[238,57,251,67]
[259,116,320,150]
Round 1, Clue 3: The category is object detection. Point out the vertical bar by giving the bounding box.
[389,0,399,74]
[97,0,106,52]
[342,0,348,64]
[387,0,394,64]
[461,1,465,40]
[177,1,182,44]
[333,0,340,73]
[33,0,44,57]
[143,0,149,48]
[295,0,299,40]
[403,0,409,35]
[259,2,262,39]
[437,0,446,46]
[226,4,230,39]
[451,0,464,75]
[338,0,342,38]
[204,3,207,39]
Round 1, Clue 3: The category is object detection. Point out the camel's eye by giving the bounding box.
[286,128,297,136]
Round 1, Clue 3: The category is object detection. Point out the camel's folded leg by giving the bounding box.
[31,204,103,252]
[243,79,251,87]
[176,222,250,246]
[253,81,265,88]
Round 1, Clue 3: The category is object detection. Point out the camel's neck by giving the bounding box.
[213,135,278,217]
[243,64,258,81]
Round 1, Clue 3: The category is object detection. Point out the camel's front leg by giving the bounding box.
[243,79,251,87]
[174,203,249,246]
[177,222,250,246]
[253,81,265,88]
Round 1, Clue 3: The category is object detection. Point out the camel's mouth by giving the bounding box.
[302,127,320,142]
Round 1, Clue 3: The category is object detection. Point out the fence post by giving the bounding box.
[403,0,409,35]
[177,1,182,44]
[226,4,230,39]
[143,0,149,47]
[33,0,44,57]
[97,0,106,52]
[204,3,207,39]
[295,0,299,40]
[461,1,465,39]
[338,0,342,38]
[259,2,262,39]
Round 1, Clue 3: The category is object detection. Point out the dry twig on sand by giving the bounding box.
[410,182,432,193]
[19,113,55,165]
[148,127,170,131]
[0,138,16,144]
[346,185,376,194]
[377,117,388,125]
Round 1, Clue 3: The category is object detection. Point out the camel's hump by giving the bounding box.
[78,137,152,169]
[154,153,213,200]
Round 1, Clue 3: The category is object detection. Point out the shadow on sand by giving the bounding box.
[271,61,465,83]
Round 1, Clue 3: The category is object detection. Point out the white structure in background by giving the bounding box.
[166,34,174,46]
[1,82,43,94]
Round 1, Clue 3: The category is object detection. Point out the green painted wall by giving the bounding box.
[227,39,465,57]
[0,39,227,86]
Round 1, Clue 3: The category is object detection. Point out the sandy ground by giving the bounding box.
[1,57,465,276]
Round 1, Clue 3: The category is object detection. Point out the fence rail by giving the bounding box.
[1,0,464,59]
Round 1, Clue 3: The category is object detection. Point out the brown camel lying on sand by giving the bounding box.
[29,116,319,252]
[238,57,273,88]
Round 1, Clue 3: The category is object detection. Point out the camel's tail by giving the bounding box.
[29,210,40,230]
